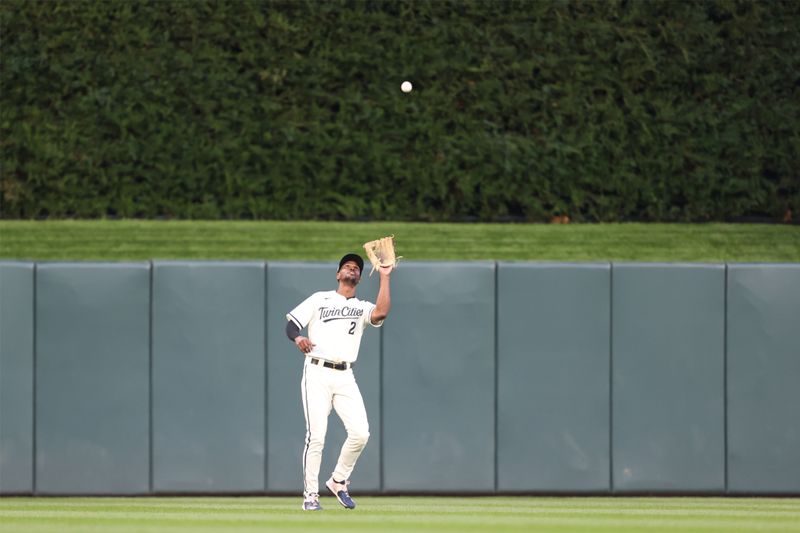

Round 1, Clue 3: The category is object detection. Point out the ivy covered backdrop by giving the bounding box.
[2,0,798,221]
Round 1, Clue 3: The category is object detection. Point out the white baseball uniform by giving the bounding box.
[287,290,383,496]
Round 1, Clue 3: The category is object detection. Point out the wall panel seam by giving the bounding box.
[609,262,614,494]
[379,301,385,493]
[148,261,154,494]
[493,261,499,493]
[723,263,729,493]
[32,262,38,495]
[268,262,269,492]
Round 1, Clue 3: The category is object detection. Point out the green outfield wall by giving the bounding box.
[0,261,798,495]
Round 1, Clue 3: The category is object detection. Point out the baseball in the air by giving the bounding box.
[401,81,413,93]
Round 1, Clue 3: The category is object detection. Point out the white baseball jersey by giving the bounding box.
[287,290,382,363]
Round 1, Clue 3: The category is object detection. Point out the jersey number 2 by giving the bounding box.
[348,321,356,335]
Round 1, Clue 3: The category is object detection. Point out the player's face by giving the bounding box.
[337,261,361,285]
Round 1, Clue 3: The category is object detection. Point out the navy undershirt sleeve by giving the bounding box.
[286,320,301,341]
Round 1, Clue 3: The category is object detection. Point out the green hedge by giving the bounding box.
[2,0,798,221]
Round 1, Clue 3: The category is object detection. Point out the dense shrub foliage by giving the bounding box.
[2,0,798,221]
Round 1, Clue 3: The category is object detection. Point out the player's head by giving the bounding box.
[338,253,364,273]
[337,253,363,286]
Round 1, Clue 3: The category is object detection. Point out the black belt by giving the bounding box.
[310,358,353,371]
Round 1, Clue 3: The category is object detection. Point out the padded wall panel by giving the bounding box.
[35,263,150,494]
[266,263,380,493]
[0,262,35,493]
[152,262,265,492]
[497,263,610,492]
[727,264,800,493]
[382,262,495,492]
[612,264,725,492]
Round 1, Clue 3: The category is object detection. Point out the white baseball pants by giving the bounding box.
[301,360,370,495]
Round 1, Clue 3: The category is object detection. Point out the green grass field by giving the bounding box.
[1,496,799,532]
[1,220,798,261]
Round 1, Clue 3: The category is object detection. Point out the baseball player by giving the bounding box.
[285,253,393,511]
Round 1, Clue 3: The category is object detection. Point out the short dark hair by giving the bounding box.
[338,253,364,273]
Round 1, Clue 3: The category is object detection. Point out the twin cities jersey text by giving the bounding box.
[287,290,382,363]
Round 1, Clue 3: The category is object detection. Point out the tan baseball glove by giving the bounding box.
[362,235,401,276]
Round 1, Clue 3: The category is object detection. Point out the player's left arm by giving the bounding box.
[370,265,392,325]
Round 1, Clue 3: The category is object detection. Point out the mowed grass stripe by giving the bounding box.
[1,513,799,533]
[2,507,799,522]
[3,507,800,518]
[2,496,800,510]
[1,497,799,533]
[2,221,798,261]
[0,494,800,513]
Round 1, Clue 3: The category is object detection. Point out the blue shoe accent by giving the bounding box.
[302,493,322,511]
[326,478,356,509]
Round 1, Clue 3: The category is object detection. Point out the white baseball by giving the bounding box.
[401,81,413,93]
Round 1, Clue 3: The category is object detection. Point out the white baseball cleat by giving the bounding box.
[326,477,356,509]
[302,492,322,511]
